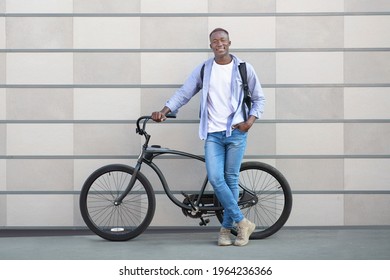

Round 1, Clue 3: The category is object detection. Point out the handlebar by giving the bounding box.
[136,113,176,135]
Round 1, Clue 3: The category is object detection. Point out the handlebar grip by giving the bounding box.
[166,113,177,118]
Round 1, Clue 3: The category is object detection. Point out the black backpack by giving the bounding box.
[200,62,252,121]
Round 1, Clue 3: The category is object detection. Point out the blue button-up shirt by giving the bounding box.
[166,54,265,140]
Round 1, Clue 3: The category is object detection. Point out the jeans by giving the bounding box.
[205,129,247,229]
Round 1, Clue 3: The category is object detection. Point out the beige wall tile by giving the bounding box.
[345,159,390,191]
[277,159,344,191]
[276,124,344,155]
[286,194,344,226]
[147,123,203,154]
[141,53,207,84]
[276,52,344,84]
[7,53,73,85]
[141,88,201,120]
[74,159,133,191]
[276,88,344,120]
[344,88,390,119]
[345,16,390,48]
[6,0,73,13]
[74,17,140,49]
[7,124,74,156]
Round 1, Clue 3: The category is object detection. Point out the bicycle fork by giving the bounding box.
[114,161,142,206]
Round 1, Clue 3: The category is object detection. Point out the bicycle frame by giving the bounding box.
[115,115,257,215]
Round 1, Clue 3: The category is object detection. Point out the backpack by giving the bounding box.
[200,62,252,121]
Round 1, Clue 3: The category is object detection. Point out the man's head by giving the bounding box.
[209,28,231,61]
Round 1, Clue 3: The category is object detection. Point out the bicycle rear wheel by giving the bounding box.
[79,164,155,241]
[215,161,292,239]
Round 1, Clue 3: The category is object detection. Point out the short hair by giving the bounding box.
[209,28,229,39]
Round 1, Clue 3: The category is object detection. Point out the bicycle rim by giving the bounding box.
[80,164,155,241]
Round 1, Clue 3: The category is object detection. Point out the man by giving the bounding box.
[151,28,265,246]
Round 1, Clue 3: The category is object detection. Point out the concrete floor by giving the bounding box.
[0,227,390,260]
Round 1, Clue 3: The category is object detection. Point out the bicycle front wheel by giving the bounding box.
[79,164,155,241]
[215,161,292,239]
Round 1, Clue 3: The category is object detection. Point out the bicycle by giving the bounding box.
[79,115,293,241]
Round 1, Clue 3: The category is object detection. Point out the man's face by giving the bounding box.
[209,31,231,58]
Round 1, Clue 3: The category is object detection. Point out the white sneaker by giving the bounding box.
[218,227,233,246]
[234,218,256,246]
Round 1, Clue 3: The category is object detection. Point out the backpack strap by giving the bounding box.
[200,63,205,83]
[238,62,251,121]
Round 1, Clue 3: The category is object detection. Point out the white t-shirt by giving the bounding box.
[207,60,234,133]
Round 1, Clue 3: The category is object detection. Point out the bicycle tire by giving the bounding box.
[79,164,155,241]
[215,161,292,239]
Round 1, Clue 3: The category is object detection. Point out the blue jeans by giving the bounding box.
[205,129,247,229]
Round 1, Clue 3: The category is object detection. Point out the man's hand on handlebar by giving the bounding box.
[151,106,171,122]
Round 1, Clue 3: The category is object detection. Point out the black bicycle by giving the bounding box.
[79,115,292,241]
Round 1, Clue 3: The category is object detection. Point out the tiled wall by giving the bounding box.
[1,0,390,229]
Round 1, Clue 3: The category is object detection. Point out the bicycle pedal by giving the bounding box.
[199,218,210,226]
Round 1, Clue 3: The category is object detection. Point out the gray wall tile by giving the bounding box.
[277,16,344,48]
[246,123,276,156]
[0,196,6,226]
[345,123,390,155]
[141,17,208,49]
[6,88,73,120]
[7,159,74,191]
[345,0,390,12]
[209,0,275,13]
[276,88,344,119]
[345,195,390,225]
[234,52,276,85]
[74,53,140,84]
[345,52,390,84]
[6,17,73,49]
[74,0,140,13]
[0,54,5,84]
[277,0,344,12]
[0,18,5,49]
[142,0,208,13]
[74,124,139,155]
[0,124,6,155]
